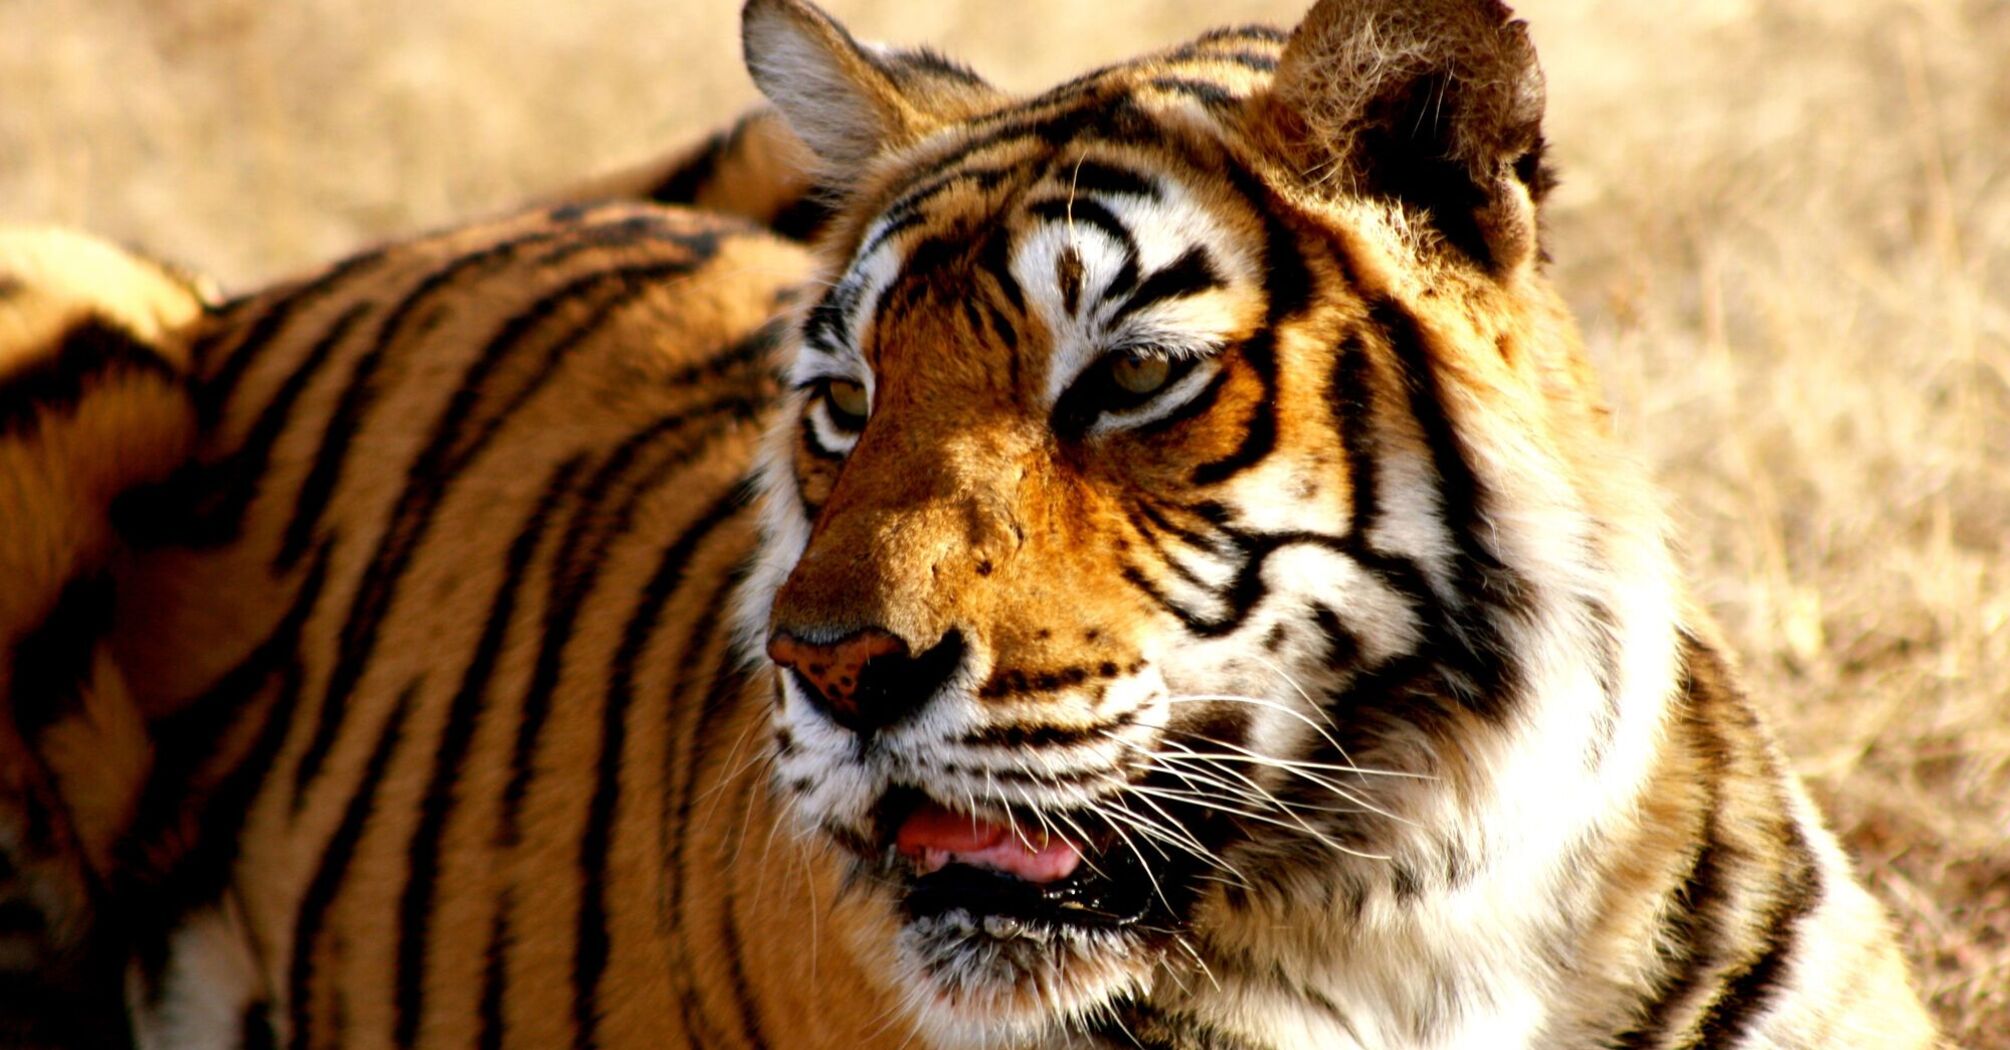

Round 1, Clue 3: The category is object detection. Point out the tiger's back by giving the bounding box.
[98,203,900,1049]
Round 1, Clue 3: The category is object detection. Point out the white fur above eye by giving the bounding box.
[1020,170,1261,409]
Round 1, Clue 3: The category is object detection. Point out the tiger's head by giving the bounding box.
[735,0,1678,1044]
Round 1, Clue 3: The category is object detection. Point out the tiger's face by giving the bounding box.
[736,0,1606,1044]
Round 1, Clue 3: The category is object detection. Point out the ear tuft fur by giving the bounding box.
[1263,0,1551,272]
[741,0,1000,173]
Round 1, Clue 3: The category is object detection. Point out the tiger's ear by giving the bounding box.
[1258,0,1553,273]
[741,0,1001,172]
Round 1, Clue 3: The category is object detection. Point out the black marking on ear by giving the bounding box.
[1199,25,1289,45]
[769,195,835,242]
[878,44,989,88]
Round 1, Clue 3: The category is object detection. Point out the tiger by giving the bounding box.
[0,0,1942,1047]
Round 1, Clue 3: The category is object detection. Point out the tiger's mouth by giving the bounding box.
[859,788,1203,942]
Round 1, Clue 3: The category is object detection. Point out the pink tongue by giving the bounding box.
[894,803,1082,884]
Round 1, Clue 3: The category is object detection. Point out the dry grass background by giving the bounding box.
[3,0,2004,1043]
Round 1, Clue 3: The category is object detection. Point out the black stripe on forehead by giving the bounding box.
[1026,196,1139,261]
[861,164,1020,259]
[1110,246,1226,325]
[1063,159,1159,200]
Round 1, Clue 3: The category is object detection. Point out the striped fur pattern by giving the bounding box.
[0,0,1939,1048]
[88,203,918,1050]
[553,106,833,242]
[0,229,208,1049]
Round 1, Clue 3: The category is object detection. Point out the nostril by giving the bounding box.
[767,627,965,737]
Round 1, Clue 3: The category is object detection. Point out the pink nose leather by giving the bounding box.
[767,629,907,720]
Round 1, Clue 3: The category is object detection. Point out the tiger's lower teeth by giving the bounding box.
[983,915,1025,939]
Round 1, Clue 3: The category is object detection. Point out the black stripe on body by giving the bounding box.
[476,899,508,1050]
[1148,77,1238,109]
[1609,780,1731,1050]
[1687,822,1821,1045]
[272,219,635,571]
[121,543,334,984]
[716,874,772,1050]
[1680,643,1826,1047]
[645,126,732,207]
[121,302,370,549]
[687,606,770,1050]
[495,401,765,848]
[196,247,390,425]
[7,573,113,738]
[286,685,415,1050]
[392,456,584,1047]
[288,246,720,810]
[0,317,181,437]
[573,492,751,1050]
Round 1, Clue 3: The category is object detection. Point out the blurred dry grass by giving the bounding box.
[3,0,2004,1043]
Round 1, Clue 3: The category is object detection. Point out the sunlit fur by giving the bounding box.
[0,1,1941,1048]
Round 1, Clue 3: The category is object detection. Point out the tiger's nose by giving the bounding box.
[766,627,965,738]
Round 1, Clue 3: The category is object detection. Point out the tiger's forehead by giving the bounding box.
[791,109,1288,407]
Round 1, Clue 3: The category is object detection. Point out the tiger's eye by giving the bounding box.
[825,379,869,426]
[1108,353,1171,396]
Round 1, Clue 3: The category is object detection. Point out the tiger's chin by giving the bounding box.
[893,908,1151,1048]
[841,790,1199,1047]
